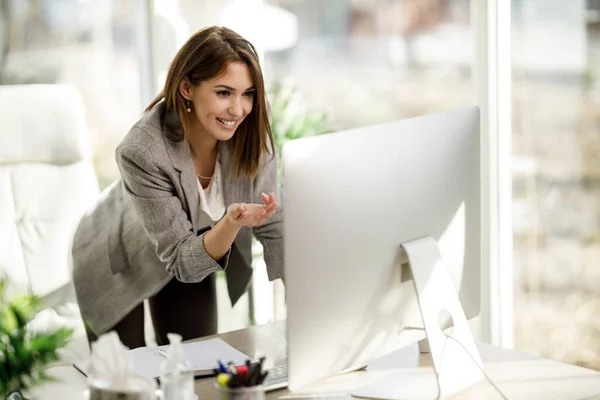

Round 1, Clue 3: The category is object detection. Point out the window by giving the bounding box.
[512,0,600,370]
[253,0,476,325]
[0,0,150,189]
[265,0,474,130]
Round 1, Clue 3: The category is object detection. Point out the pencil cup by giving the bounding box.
[214,382,265,400]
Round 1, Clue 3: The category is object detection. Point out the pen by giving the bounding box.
[227,362,238,375]
[247,362,261,386]
[258,370,269,385]
[254,357,266,386]
[217,359,228,374]
[216,373,230,387]
[236,364,249,380]
[214,358,268,388]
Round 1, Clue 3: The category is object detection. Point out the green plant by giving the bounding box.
[0,278,73,398]
[244,81,332,325]
[267,80,332,183]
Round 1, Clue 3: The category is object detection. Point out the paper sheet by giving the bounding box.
[74,337,252,380]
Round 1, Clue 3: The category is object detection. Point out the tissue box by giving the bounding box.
[89,385,156,400]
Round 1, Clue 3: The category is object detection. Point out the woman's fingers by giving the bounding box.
[239,204,264,224]
[256,203,278,225]
[231,200,277,227]
[261,192,277,206]
[265,202,277,216]
[261,192,270,204]
[227,203,245,220]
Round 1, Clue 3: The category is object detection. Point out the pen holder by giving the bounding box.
[213,382,265,400]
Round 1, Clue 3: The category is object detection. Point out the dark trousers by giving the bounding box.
[86,274,218,349]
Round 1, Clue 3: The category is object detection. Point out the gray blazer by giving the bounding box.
[72,102,283,334]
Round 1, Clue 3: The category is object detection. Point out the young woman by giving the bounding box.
[72,26,283,349]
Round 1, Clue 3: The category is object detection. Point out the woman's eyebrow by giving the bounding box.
[213,85,256,91]
[214,84,236,91]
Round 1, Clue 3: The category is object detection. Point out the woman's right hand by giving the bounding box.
[225,193,278,228]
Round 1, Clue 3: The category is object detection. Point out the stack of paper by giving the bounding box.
[73,337,252,380]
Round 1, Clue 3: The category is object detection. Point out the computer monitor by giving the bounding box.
[282,106,481,392]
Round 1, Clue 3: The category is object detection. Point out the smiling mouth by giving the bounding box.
[216,117,237,127]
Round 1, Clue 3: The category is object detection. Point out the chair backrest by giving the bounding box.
[0,84,99,301]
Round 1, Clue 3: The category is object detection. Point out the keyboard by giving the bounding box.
[262,363,288,391]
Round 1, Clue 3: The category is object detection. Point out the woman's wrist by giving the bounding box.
[204,216,241,261]
[222,212,241,228]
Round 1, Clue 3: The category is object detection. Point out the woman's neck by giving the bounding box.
[188,135,217,161]
[187,128,218,181]
[186,117,218,161]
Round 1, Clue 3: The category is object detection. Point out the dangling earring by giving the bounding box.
[186,100,191,113]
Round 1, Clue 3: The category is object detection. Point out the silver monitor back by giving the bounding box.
[282,106,481,391]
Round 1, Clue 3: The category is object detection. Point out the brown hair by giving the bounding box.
[146,26,274,180]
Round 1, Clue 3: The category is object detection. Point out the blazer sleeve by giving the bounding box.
[252,150,284,281]
[115,141,230,283]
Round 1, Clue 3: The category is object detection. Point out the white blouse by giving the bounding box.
[196,159,226,223]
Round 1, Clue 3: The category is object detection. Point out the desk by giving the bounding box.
[193,321,287,399]
[195,321,600,400]
[35,321,600,399]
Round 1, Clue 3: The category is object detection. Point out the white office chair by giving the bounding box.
[0,84,100,366]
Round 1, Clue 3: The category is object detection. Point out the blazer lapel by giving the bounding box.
[163,135,200,233]
[162,138,244,236]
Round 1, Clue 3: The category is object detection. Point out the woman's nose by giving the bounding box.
[228,97,243,118]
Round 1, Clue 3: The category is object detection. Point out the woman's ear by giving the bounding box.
[179,78,193,100]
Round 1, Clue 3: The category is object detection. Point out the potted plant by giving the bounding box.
[268,79,332,184]
[246,80,332,323]
[0,277,73,399]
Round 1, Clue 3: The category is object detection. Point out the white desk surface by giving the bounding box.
[280,341,600,400]
[34,327,600,400]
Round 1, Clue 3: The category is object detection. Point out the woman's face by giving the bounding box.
[186,61,255,142]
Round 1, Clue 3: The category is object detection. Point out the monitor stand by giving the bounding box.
[351,236,484,400]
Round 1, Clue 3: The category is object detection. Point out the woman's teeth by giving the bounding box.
[217,118,235,126]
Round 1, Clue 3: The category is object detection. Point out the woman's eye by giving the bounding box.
[217,91,230,97]
[244,91,256,98]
